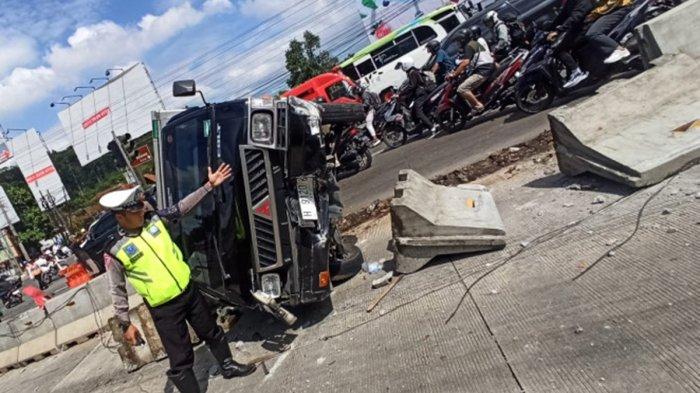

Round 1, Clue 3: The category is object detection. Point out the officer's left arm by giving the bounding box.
[157,163,233,222]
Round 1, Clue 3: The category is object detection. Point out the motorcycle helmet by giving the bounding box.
[469,25,482,40]
[394,56,415,71]
[426,39,440,54]
[483,10,498,28]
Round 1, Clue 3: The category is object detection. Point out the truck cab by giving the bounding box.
[152,80,365,323]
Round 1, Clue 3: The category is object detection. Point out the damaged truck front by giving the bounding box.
[151,80,366,324]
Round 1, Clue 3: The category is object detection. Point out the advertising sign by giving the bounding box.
[7,129,70,211]
[0,142,12,164]
[131,145,152,167]
[57,62,165,166]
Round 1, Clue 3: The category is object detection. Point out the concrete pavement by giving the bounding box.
[3,151,699,392]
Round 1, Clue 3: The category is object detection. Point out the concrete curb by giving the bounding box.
[635,0,700,66]
[0,275,141,371]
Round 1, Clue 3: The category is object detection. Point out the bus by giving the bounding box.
[339,4,469,99]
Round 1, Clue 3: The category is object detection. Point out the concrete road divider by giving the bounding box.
[0,324,20,372]
[549,54,700,188]
[390,169,506,273]
[636,0,700,67]
[14,307,57,364]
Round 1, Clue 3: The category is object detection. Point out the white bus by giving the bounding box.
[339,4,469,98]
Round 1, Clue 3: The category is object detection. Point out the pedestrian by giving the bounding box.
[101,163,255,393]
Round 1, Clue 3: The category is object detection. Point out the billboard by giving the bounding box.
[57,62,165,166]
[0,186,20,229]
[7,129,70,211]
[0,141,12,165]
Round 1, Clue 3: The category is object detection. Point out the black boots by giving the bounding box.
[167,369,201,393]
[218,357,256,379]
[208,330,256,379]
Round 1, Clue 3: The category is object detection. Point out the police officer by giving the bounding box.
[100,163,255,393]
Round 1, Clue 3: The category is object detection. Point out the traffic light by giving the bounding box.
[107,133,136,167]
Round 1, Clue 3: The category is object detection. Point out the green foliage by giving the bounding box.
[285,31,339,88]
[0,169,52,252]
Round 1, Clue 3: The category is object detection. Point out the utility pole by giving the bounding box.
[111,130,143,186]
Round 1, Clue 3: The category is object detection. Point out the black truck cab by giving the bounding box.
[153,81,365,323]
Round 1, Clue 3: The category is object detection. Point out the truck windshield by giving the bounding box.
[161,115,226,294]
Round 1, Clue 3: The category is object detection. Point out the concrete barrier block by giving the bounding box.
[0,323,20,370]
[549,54,700,187]
[14,308,57,363]
[636,0,700,66]
[390,170,506,273]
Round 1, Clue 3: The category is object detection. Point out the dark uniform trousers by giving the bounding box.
[147,284,227,372]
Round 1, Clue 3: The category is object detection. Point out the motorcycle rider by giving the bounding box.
[547,0,595,88]
[394,56,439,138]
[448,26,495,113]
[483,11,511,60]
[426,39,455,85]
[354,82,382,147]
[584,0,634,64]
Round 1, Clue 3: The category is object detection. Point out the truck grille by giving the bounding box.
[241,146,283,271]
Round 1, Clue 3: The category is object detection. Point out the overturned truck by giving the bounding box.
[151,80,366,324]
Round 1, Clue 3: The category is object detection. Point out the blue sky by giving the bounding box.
[0,0,445,151]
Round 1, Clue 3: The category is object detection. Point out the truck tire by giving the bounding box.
[330,243,364,282]
[319,103,366,125]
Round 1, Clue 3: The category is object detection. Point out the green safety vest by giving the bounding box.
[111,215,191,307]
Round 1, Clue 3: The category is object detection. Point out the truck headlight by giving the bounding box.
[251,112,273,144]
[261,273,281,298]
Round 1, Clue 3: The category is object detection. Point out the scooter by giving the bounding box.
[514,0,672,114]
[373,96,414,149]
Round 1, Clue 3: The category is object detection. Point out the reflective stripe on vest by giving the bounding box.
[114,216,191,307]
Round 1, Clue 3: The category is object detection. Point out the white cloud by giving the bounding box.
[238,0,292,18]
[0,34,38,75]
[0,0,232,117]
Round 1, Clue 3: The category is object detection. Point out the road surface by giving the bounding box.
[339,107,551,213]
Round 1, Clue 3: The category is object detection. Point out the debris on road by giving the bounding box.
[390,170,506,274]
[371,271,394,289]
[367,275,403,313]
[362,261,384,274]
[607,251,616,257]
[605,239,617,246]
[566,184,582,190]
[662,208,673,215]
[592,196,606,204]
[574,326,584,334]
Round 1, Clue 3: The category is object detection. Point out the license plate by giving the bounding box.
[297,177,318,221]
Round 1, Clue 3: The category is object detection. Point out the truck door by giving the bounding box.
[160,111,235,302]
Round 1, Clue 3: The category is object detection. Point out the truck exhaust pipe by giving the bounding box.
[251,291,298,326]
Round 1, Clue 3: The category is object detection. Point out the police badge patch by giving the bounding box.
[148,225,161,237]
[124,243,143,261]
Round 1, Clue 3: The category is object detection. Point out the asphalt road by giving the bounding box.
[339,106,552,213]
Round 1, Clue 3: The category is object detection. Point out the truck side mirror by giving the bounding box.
[173,80,197,97]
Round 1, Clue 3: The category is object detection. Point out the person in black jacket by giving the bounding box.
[547,0,594,88]
[395,56,438,138]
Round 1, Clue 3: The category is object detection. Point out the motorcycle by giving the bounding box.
[334,124,373,179]
[373,96,415,149]
[514,0,674,114]
[436,48,528,132]
[0,276,23,309]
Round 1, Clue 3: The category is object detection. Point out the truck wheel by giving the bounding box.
[319,103,367,125]
[330,244,363,282]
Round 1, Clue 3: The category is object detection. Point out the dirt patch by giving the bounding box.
[338,130,554,231]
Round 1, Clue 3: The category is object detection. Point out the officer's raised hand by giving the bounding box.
[207,163,233,188]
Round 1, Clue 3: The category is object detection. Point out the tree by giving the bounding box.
[285,31,338,88]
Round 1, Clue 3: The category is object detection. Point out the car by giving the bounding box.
[80,211,119,273]
[282,72,361,104]
[151,80,367,324]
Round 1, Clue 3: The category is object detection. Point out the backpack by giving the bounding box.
[501,14,528,48]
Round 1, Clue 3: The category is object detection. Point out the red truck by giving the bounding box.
[282,72,361,104]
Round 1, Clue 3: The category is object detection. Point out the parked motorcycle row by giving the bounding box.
[361,0,681,153]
